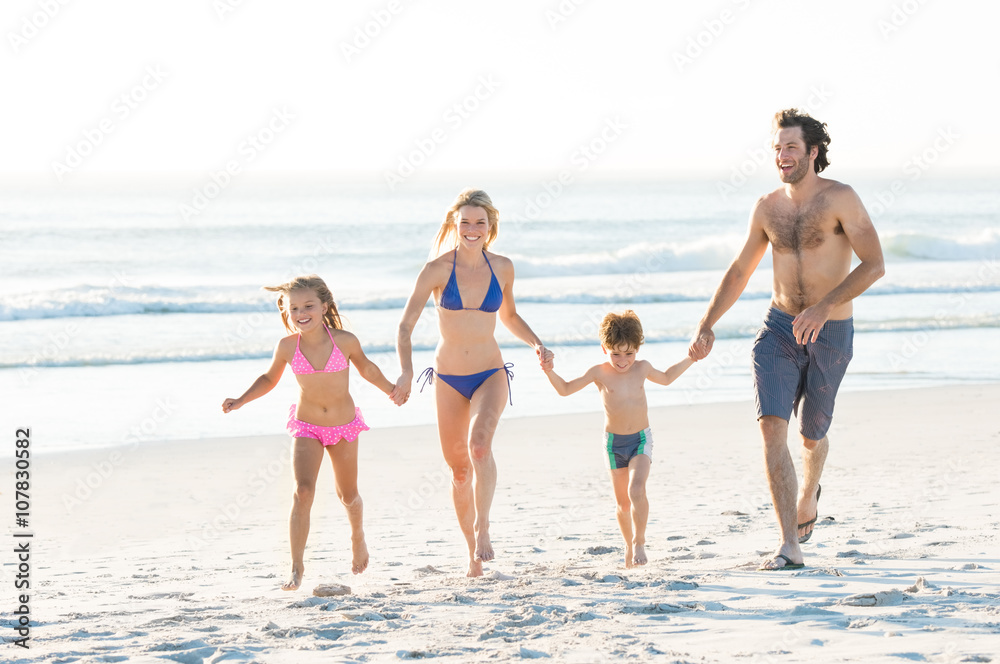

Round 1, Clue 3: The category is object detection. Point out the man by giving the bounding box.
[689,109,884,570]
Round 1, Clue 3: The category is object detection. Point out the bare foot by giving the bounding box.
[466,559,484,577]
[351,535,369,575]
[281,565,304,591]
[474,529,494,563]
[632,544,648,567]
[624,544,634,569]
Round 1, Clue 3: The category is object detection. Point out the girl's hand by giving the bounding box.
[390,374,411,406]
[221,398,241,413]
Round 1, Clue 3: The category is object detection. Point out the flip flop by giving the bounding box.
[758,553,805,571]
[797,484,822,544]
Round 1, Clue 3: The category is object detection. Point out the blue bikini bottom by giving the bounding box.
[418,363,514,405]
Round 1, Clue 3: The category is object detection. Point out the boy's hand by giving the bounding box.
[689,328,714,360]
[540,349,554,372]
[222,398,241,413]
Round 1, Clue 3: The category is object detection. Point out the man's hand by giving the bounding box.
[792,303,832,344]
[689,328,715,360]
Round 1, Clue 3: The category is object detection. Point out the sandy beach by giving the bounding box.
[5,383,999,663]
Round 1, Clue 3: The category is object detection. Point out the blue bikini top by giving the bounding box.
[439,250,503,313]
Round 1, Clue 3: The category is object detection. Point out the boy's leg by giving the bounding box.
[326,436,368,575]
[609,467,634,567]
[286,437,325,590]
[627,454,652,567]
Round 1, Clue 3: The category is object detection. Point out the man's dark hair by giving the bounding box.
[773,108,831,173]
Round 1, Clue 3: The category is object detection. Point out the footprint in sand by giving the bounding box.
[313,583,351,597]
[585,545,617,555]
[621,603,686,614]
[840,589,907,607]
[413,565,445,576]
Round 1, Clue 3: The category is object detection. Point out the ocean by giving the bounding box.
[5,177,999,452]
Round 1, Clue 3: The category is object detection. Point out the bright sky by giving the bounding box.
[3,0,998,185]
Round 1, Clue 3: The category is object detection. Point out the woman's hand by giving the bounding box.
[390,373,412,406]
[221,398,242,413]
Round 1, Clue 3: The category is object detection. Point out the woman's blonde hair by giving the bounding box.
[431,188,500,257]
[263,275,343,333]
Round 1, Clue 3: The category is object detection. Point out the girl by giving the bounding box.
[393,188,548,577]
[222,275,397,590]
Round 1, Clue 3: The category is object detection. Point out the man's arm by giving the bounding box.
[791,185,885,344]
[689,199,771,359]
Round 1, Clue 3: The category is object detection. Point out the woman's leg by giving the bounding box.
[284,436,325,590]
[435,381,477,575]
[325,436,368,574]
[467,369,510,567]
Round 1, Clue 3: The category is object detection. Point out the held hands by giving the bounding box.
[221,398,241,414]
[390,373,412,406]
[536,345,554,372]
[688,328,714,361]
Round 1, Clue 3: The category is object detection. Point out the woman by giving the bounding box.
[393,188,547,577]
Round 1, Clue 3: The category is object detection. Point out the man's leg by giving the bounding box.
[797,434,828,541]
[797,316,851,542]
[759,415,803,568]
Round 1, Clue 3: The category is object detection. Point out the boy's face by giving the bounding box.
[604,344,638,373]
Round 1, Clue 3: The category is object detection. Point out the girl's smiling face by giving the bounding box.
[286,288,327,332]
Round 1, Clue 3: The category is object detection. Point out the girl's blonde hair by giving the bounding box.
[431,188,500,257]
[263,275,343,333]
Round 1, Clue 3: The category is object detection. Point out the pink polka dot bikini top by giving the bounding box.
[290,325,348,375]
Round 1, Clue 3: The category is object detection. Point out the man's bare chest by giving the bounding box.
[764,197,843,253]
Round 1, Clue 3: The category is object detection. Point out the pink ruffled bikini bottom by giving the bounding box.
[287,405,369,446]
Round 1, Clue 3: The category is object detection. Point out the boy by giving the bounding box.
[541,310,694,568]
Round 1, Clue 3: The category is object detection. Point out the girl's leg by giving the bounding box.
[467,369,509,567]
[435,382,476,575]
[627,455,652,567]
[325,436,368,574]
[285,436,325,590]
[609,467,634,568]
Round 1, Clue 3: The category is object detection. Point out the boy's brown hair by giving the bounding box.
[599,310,644,350]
